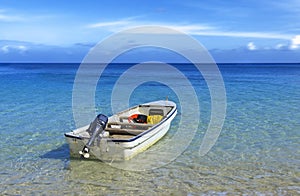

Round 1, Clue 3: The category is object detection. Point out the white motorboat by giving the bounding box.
[65,100,177,161]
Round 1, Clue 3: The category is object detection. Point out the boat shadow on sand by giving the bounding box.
[40,144,70,160]
[40,144,102,162]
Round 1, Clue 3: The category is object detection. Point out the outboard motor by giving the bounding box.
[79,114,108,158]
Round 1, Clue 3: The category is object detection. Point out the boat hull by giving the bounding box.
[65,100,177,161]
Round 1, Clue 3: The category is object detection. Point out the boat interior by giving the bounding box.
[105,104,174,139]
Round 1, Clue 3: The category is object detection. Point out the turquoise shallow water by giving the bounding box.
[0,63,299,195]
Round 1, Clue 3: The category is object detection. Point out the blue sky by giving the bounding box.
[0,0,300,62]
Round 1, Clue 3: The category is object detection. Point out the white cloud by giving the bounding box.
[290,35,300,49]
[247,42,257,50]
[1,45,28,54]
[275,44,284,50]
[275,43,290,50]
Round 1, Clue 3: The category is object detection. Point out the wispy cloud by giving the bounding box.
[164,24,214,33]
[272,0,300,14]
[0,9,61,24]
[87,18,294,40]
[87,20,132,28]
[0,9,24,22]
[193,30,293,40]
[87,16,144,30]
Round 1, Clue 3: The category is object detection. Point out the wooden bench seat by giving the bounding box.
[107,121,153,128]
[106,121,153,136]
[109,134,134,139]
[105,127,145,136]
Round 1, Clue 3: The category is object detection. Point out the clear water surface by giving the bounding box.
[0,63,299,195]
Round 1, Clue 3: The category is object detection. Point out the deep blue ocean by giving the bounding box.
[0,63,299,195]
